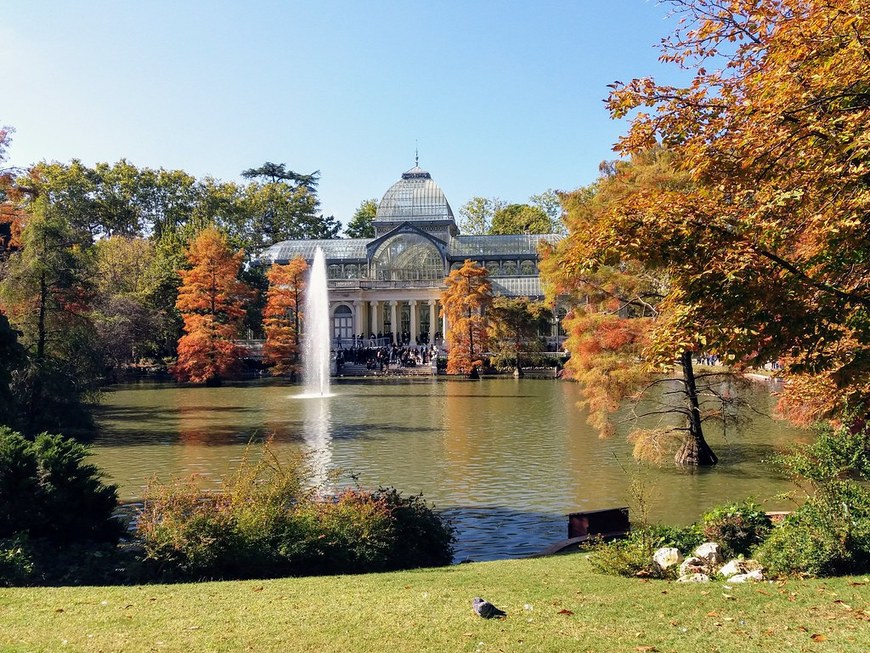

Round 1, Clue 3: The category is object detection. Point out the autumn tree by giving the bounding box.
[262,256,308,378]
[541,147,754,466]
[344,199,378,238]
[441,260,492,378]
[487,296,550,377]
[603,0,870,427]
[0,126,25,259]
[172,227,252,385]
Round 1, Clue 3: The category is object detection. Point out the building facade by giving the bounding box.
[258,166,560,347]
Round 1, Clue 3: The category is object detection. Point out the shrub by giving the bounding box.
[0,427,120,545]
[756,483,870,577]
[702,500,772,557]
[374,487,455,569]
[589,524,701,579]
[137,443,454,580]
[0,534,35,586]
[756,419,870,577]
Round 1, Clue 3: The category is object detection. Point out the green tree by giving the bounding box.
[457,196,504,235]
[344,199,378,238]
[529,189,566,235]
[0,198,102,435]
[490,203,552,235]
[487,296,550,377]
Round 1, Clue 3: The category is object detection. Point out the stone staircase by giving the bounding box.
[336,362,436,377]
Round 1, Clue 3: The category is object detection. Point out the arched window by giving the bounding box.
[328,265,341,279]
[502,260,518,276]
[520,260,536,275]
[333,305,353,342]
[344,264,358,279]
[486,261,502,276]
[372,233,445,281]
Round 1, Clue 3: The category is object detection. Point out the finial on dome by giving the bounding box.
[415,141,419,168]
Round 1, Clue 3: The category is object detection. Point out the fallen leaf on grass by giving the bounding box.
[706,611,719,617]
[635,647,658,652]
[251,586,263,592]
[54,608,64,613]
[810,633,827,642]
[755,589,771,596]
[557,609,574,616]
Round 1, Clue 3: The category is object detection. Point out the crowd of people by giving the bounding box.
[333,332,442,373]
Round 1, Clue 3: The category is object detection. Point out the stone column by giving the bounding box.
[352,301,362,340]
[390,300,398,343]
[428,299,436,344]
[369,300,379,338]
[441,302,448,348]
[409,300,418,346]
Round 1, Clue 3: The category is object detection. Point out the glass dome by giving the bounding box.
[375,167,455,223]
[371,233,446,281]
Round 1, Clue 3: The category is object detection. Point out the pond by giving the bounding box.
[92,377,809,562]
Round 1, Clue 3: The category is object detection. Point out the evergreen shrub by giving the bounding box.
[0,427,120,544]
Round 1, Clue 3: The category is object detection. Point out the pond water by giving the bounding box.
[92,377,809,562]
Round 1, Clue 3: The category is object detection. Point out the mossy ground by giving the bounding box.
[0,555,867,653]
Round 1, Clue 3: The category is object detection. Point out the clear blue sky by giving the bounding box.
[2,1,684,227]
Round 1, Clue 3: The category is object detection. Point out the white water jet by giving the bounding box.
[302,247,331,397]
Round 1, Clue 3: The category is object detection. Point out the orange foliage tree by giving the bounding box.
[172,227,252,385]
[441,260,492,378]
[603,0,870,426]
[262,256,308,377]
[542,148,757,466]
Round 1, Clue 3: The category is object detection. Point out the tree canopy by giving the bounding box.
[344,199,378,239]
[600,0,870,426]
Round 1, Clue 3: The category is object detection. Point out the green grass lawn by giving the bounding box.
[0,555,867,653]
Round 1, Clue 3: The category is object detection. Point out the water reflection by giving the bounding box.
[301,395,333,490]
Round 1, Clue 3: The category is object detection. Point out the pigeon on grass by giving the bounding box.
[472,597,506,619]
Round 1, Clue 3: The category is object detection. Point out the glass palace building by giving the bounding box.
[258,166,560,347]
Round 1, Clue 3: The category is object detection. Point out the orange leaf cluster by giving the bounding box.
[172,227,252,384]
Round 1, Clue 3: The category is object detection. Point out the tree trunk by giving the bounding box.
[674,351,718,467]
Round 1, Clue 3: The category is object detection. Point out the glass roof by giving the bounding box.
[449,234,561,256]
[375,167,455,222]
[259,239,368,263]
[491,277,546,298]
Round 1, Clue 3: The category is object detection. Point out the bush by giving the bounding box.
[0,534,35,586]
[702,500,772,557]
[756,484,870,577]
[756,419,870,577]
[589,524,701,579]
[137,444,454,580]
[0,427,120,545]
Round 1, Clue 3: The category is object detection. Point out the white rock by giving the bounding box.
[694,542,725,566]
[653,547,684,570]
[679,556,707,577]
[718,559,746,579]
[677,573,711,583]
[730,569,764,583]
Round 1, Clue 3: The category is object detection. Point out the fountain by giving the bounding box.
[302,247,331,397]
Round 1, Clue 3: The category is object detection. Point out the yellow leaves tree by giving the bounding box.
[605,0,870,426]
[172,227,252,385]
[441,260,492,378]
[262,256,308,377]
